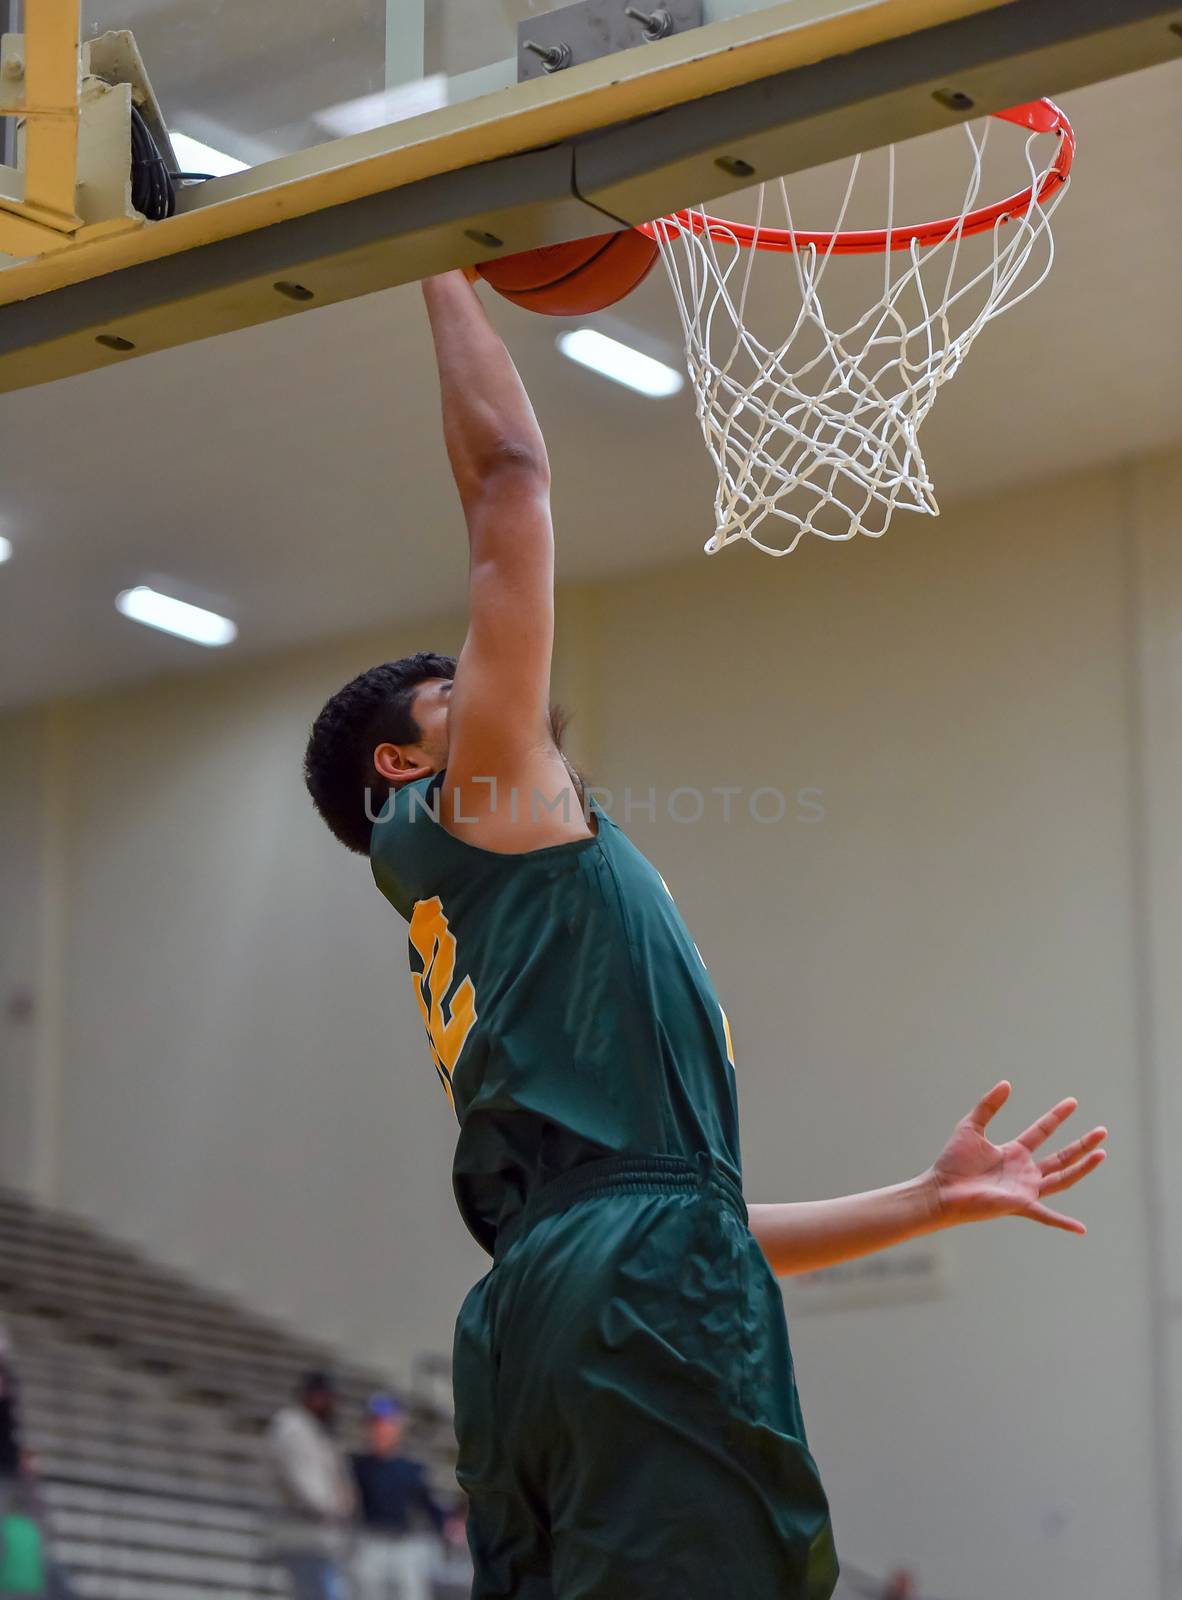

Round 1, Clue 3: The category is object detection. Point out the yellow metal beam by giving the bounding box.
[20,0,81,227]
[0,205,71,256]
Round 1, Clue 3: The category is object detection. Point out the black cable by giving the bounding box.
[129,102,175,220]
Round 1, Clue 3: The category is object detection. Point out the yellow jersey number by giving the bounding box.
[408,896,477,1110]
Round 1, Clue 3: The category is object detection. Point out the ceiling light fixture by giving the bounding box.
[316,78,449,139]
[556,328,683,398]
[115,586,237,648]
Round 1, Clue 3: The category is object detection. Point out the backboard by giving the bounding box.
[0,0,1178,392]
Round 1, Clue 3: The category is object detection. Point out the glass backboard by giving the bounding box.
[80,0,701,169]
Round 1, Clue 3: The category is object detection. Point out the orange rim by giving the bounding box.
[639,99,1075,257]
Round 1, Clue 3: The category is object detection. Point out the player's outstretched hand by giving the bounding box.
[926,1082,1107,1235]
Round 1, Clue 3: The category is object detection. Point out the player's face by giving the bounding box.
[408,677,453,771]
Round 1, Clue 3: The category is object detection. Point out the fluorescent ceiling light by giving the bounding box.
[316,77,448,138]
[116,586,237,648]
[169,131,249,177]
[0,536,11,564]
[556,329,683,398]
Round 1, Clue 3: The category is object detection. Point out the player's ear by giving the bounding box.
[374,742,432,785]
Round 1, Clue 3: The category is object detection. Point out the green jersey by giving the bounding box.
[370,772,742,1254]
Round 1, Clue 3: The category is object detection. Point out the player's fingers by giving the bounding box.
[967,1080,1012,1132]
[1021,1200,1087,1235]
[1015,1097,1078,1152]
[1040,1149,1106,1197]
[1038,1126,1108,1176]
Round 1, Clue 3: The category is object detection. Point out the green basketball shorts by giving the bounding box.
[452,1153,838,1599]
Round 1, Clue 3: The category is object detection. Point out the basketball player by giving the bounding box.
[303,271,1106,1599]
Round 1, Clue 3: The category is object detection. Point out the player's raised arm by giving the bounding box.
[421,271,586,849]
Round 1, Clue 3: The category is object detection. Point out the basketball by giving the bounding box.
[474,229,659,315]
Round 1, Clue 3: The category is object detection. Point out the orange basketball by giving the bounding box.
[475,230,659,316]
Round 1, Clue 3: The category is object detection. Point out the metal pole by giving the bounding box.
[386,0,426,90]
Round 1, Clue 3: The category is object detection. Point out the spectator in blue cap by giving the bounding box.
[350,1394,463,1600]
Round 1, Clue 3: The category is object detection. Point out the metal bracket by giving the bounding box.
[83,30,178,178]
[518,0,702,82]
[0,32,27,115]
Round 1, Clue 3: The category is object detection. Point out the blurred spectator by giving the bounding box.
[350,1394,462,1600]
[267,1370,355,1600]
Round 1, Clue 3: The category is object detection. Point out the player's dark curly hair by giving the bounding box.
[304,652,457,855]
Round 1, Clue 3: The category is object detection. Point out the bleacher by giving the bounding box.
[0,1185,458,1600]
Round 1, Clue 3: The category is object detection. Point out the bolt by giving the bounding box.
[3,54,25,81]
[522,38,572,72]
[716,156,755,180]
[625,6,673,40]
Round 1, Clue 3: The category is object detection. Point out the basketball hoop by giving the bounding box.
[640,99,1075,555]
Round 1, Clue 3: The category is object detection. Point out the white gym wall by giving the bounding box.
[1,445,1179,1598]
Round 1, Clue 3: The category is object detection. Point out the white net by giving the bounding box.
[649,107,1072,555]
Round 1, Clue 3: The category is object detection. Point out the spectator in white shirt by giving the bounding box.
[267,1370,355,1600]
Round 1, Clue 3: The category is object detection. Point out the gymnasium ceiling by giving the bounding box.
[0,59,1179,710]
